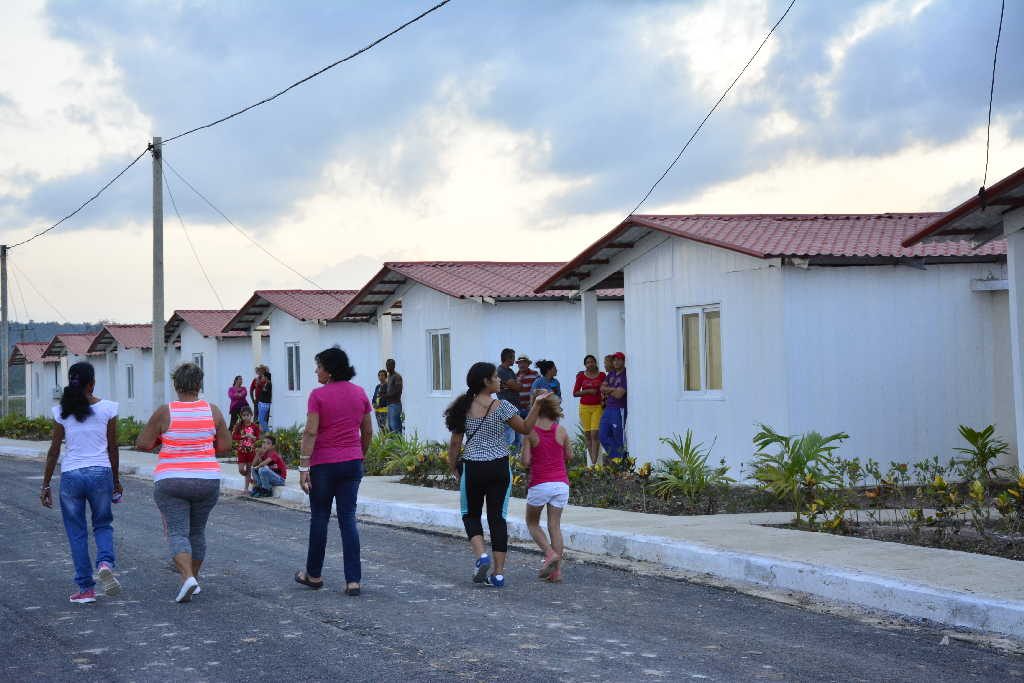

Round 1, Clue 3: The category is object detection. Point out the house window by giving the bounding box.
[286,343,301,392]
[429,330,451,393]
[53,364,59,387]
[34,373,39,399]
[680,305,722,394]
[126,365,135,401]
[192,353,204,370]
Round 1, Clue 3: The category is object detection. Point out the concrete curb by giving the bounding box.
[6,446,1023,639]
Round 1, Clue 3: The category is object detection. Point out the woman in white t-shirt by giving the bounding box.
[40,361,122,604]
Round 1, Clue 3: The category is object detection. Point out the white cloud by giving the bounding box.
[653,119,1024,214]
[0,1,151,198]
[754,109,803,142]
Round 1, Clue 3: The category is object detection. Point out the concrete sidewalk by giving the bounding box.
[6,437,1024,640]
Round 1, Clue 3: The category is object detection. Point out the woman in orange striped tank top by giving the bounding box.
[137,363,232,603]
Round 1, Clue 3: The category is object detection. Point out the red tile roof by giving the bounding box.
[167,310,247,342]
[43,332,100,358]
[538,213,1008,292]
[9,341,52,365]
[222,290,357,332]
[334,262,623,322]
[88,324,154,353]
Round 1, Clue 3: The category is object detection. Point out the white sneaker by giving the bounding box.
[193,584,201,595]
[96,563,121,597]
[176,576,199,603]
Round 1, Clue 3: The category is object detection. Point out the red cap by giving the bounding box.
[613,352,626,360]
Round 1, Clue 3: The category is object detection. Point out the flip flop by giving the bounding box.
[345,585,361,596]
[294,571,323,590]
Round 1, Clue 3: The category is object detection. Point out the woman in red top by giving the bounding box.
[522,395,572,582]
[573,354,606,466]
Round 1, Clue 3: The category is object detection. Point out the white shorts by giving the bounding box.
[526,481,570,509]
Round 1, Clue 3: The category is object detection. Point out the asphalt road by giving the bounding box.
[2,457,1023,682]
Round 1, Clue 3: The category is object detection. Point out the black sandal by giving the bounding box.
[345,585,360,596]
[295,571,323,590]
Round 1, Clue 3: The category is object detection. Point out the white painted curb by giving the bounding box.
[5,447,1023,638]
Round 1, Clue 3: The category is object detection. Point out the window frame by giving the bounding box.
[192,352,204,371]
[126,364,135,402]
[427,329,452,395]
[285,342,301,393]
[677,303,724,400]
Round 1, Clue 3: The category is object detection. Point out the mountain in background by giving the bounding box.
[6,321,104,394]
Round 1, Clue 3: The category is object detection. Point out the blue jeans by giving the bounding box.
[257,402,271,432]
[59,466,115,591]
[306,460,363,583]
[387,403,403,434]
[599,407,626,460]
[253,466,285,490]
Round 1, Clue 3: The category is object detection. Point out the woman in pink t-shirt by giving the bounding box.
[294,347,372,595]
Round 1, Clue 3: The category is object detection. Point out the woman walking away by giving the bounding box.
[137,363,232,603]
[522,395,572,582]
[232,406,260,493]
[227,375,249,430]
[573,355,605,466]
[531,360,561,401]
[371,369,389,432]
[445,362,551,588]
[40,362,122,603]
[295,347,372,595]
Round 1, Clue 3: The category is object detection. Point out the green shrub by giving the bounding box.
[269,424,303,465]
[650,431,733,509]
[116,418,144,447]
[0,414,53,440]
[751,423,848,524]
[953,424,1009,484]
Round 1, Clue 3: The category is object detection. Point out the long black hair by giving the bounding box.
[444,362,496,434]
[315,346,356,381]
[60,362,95,422]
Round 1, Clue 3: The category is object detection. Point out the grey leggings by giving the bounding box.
[153,478,220,560]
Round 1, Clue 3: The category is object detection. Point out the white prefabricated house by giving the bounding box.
[223,290,382,431]
[540,212,1012,474]
[42,332,110,401]
[165,310,255,418]
[333,261,626,443]
[9,341,56,418]
[902,165,1024,469]
[87,324,159,422]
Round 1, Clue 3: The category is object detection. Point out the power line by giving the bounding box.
[981,0,1005,190]
[626,0,797,217]
[163,0,454,145]
[162,156,348,305]
[11,262,68,323]
[8,146,150,250]
[163,172,225,308]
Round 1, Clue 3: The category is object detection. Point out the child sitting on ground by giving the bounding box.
[250,435,287,498]
[521,394,572,582]
[232,406,260,493]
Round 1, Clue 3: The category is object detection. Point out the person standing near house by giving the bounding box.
[521,395,572,583]
[40,361,123,604]
[295,347,372,596]
[256,367,273,433]
[250,435,287,497]
[496,348,523,449]
[383,358,404,435]
[136,362,232,603]
[573,354,606,466]
[599,352,628,460]
[531,360,561,402]
[515,355,539,419]
[371,369,390,432]
[250,367,263,410]
[228,375,249,430]
[445,362,551,588]
[232,406,260,493]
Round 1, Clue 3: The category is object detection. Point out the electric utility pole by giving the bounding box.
[152,138,165,409]
[1,244,8,418]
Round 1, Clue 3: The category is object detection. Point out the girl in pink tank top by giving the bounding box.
[521,396,572,582]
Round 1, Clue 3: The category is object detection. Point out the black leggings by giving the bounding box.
[459,457,511,553]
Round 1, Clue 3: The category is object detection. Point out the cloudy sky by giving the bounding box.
[0,0,1021,322]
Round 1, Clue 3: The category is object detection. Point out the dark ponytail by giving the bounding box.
[444,362,496,434]
[60,362,95,422]
[314,346,356,381]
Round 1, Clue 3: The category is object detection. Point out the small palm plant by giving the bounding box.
[953,424,1009,484]
[751,424,848,524]
[650,430,734,509]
